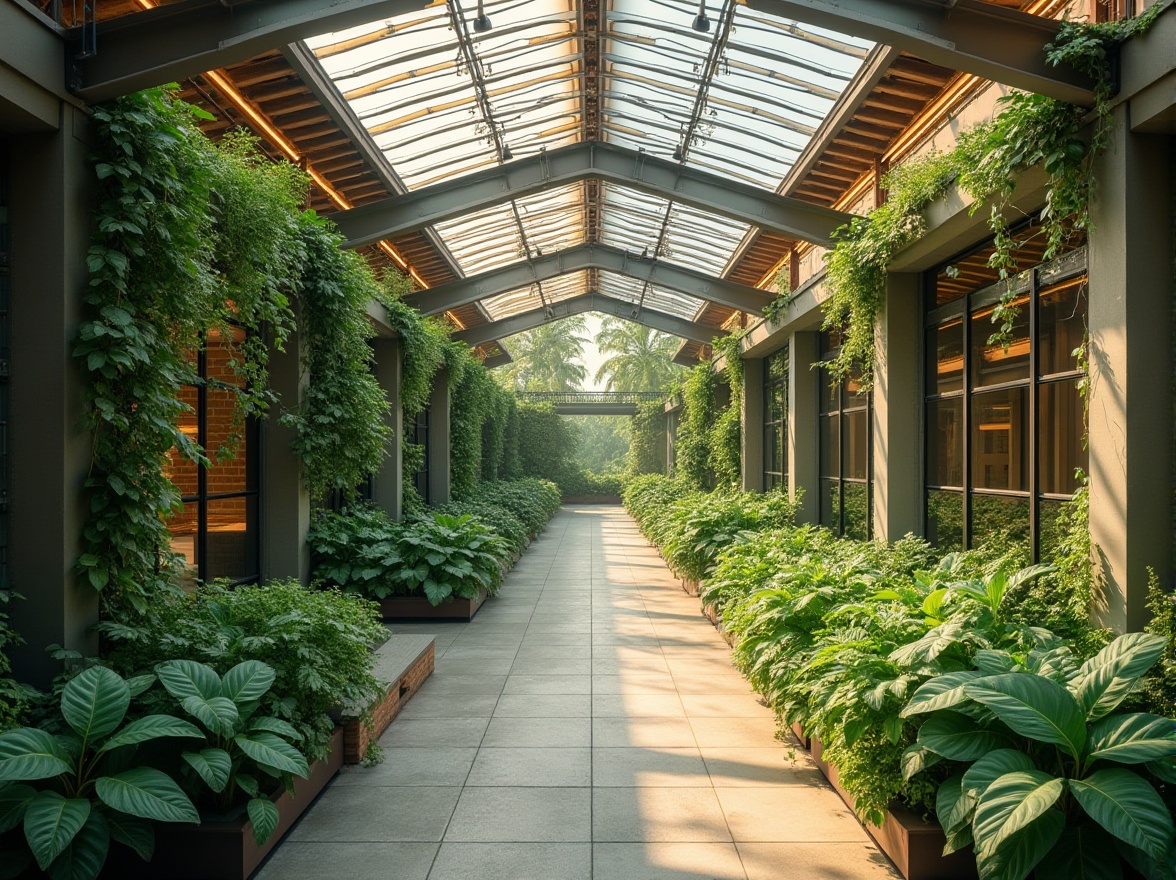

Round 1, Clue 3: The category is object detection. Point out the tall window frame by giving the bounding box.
[165,327,261,586]
[762,345,789,491]
[411,404,431,505]
[818,331,872,540]
[924,241,1088,560]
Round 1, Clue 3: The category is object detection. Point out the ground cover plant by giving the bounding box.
[98,581,386,762]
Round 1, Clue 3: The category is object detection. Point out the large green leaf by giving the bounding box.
[0,729,73,782]
[935,774,975,846]
[105,811,154,862]
[23,792,91,871]
[901,743,942,781]
[249,717,303,742]
[1035,825,1123,880]
[918,712,1011,761]
[246,797,280,846]
[962,749,1037,800]
[901,672,983,718]
[0,784,37,833]
[1069,767,1175,860]
[47,810,108,880]
[1086,714,1176,767]
[222,661,275,708]
[155,660,222,702]
[976,810,1065,880]
[99,715,204,752]
[1072,633,1168,721]
[973,770,1065,856]
[182,748,232,793]
[965,674,1086,760]
[60,668,131,745]
[234,733,309,778]
[94,767,200,824]
[181,695,240,736]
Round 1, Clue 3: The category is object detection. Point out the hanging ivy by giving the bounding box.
[282,219,392,501]
[75,89,305,612]
[709,333,746,489]
[675,361,719,490]
[627,400,667,476]
[774,8,1160,386]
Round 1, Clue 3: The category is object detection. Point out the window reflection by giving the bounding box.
[970,387,1028,492]
[762,346,788,490]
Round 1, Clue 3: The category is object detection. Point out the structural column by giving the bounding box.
[427,368,451,505]
[742,356,765,493]
[872,273,923,541]
[7,106,97,686]
[261,312,310,583]
[1087,106,1173,632]
[372,336,403,521]
[789,331,820,525]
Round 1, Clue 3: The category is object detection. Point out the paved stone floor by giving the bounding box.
[259,506,898,880]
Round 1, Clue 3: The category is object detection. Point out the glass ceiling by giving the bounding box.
[308,0,870,329]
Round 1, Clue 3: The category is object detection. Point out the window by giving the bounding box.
[818,331,872,540]
[164,328,260,586]
[411,405,430,504]
[924,238,1088,560]
[762,346,789,491]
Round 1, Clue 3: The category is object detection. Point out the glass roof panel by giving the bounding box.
[310,0,873,325]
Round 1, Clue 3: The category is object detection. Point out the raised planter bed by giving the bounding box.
[807,733,977,880]
[336,635,435,763]
[377,588,489,620]
[681,577,700,597]
[701,603,734,647]
[105,727,344,880]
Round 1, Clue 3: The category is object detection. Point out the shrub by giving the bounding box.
[435,500,529,557]
[100,580,385,761]
[394,514,510,604]
[660,490,800,581]
[0,588,24,730]
[470,479,561,536]
[307,505,404,596]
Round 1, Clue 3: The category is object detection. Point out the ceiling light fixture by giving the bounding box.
[501,144,514,161]
[692,0,711,33]
[472,0,492,32]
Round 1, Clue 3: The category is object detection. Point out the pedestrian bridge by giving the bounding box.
[515,391,665,416]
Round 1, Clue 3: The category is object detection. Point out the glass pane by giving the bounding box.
[818,367,837,414]
[820,415,839,478]
[166,385,200,499]
[971,387,1028,492]
[971,296,1030,387]
[205,495,259,582]
[926,320,964,395]
[1038,275,1087,376]
[820,479,840,532]
[1038,380,1086,495]
[926,398,964,488]
[166,501,200,589]
[843,410,869,480]
[844,370,868,408]
[206,388,251,496]
[970,493,1031,554]
[843,482,869,541]
[926,489,963,551]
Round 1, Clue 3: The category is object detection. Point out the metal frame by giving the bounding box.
[334,141,853,249]
[412,243,773,317]
[453,293,725,347]
[743,0,1096,105]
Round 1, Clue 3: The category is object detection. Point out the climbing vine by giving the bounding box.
[75,89,304,611]
[282,219,392,501]
[709,333,746,488]
[780,7,1160,385]
[627,400,667,476]
[674,360,719,490]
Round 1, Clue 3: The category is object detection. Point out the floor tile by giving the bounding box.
[592,843,747,880]
[737,842,900,879]
[715,787,870,842]
[592,747,709,787]
[429,843,591,880]
[467,747,590,787]
[256,842,439,880]
[334,748,477,787]
[493,693,592,717]
[482,716,592,748]
[592,787,732,842]
[700,747,824,788]
[445,787,592,842]
[592,716,697,748]
[287,786,460,842]
[379,716,490,749]
[503,674,592,694]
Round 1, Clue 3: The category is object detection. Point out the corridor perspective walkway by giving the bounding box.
[259,507,899,880]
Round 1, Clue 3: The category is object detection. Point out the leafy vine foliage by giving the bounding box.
[76,90,303,611]
[281,219,392,500]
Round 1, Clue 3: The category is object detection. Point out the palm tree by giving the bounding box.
[594,317,685,391]
[501,316,589,391]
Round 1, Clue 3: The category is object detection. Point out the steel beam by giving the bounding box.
[741,0,1095,106]
[335,142,853,249]
[413,244,773,316]
[68,0,433,102]
[453,294,725,347]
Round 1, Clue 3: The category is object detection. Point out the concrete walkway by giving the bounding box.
[259,506,898,880]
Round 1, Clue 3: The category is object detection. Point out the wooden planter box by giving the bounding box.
[106,727,344,880]
[807,733,977,880]
[337,636,435,763]
[377,588,489,620]
[681,577,700,597]
[701,603,734,647]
